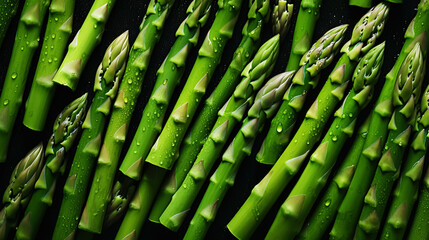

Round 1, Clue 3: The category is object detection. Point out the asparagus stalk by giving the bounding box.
[119,0,213,181]
[78,0,175,234]
[354,43,425,240]
[407,164,429,239]
[15,94,88,240]
[52,32,129,240]
[297,115,371,240]
[0,144,44,240]
[149,0,273,222]
[228,3,390,235]
[22,0,75,131]
[184,71,293,240]
[144,0,244,171]
[379,85,429,240]
[271,0,293,40]
[256,3,388,165]
[115,2,244,237]
[159,35,281,232]
[349,0,372,8]
[51,0,117,91]
[286,0,323,71]
[331,1,429,237]
[0,0,50,162]
[266,42,385,240]
[0,0,20,48]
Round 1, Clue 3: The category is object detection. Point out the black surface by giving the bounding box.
[0,0,422,239]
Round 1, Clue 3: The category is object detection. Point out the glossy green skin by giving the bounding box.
[228,53,356,240]
[379,126,428,239]
[52,0,117,91]
[0,0,50,163]
[119,0,214,181]
[297,116,370,240]
[23,0,75,131]
[407,166,429,239]
[79,1,175,234]
[331,2,429,238]
[0,0,19,47]
[256,65,313,165]
[115,165,166,240]
[184,110,269,240]
[15,94,87,240]
[145,0,244,170]
[286,0,323,71]
[266,44,384,240]
[349,0,372,8]
[53,32,129,239]
[159,36,279,232]
[149,0,269,221]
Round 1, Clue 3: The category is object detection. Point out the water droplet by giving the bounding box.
[332,136,338,142]
[3,100,9,106]
[276,123,283,133]
[127,79,132,84]
[51,34,56,39]
[11,72,17,79]
[324,199,331,207]
[124,98,128,103]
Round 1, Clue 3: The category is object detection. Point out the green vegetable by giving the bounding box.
[265,42,385,240]
[52,32,129,240]
[331,1,429,237]
[354,43,425,240]
[184,71,294,240]
[149,0,272,223]
[297,115,371,240]
[0,144,44,240]
[271,0,293,40]
[159,35,281,232]
[15,94,88,240]
[119,0,214,181]
[0,0,50,162]
[228,3,390,234]
[349,0,372,8]
[0,0,20,48]
[23,0,75,131]
[52,0,117,91]
[144,0,244,171]
[286,0,323,71]
[115,1,244,237]
[407,164,429,239]
[379,85,429,240]
[78,0,175,234]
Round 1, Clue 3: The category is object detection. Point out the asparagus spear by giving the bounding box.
[51,0,117,91]
[0,0,50,162]
[331,1,429,237]
[183,71,293,240]
[354,43,425,240]
[144,0,244,171]
[228,4,390,235]
[15,94,88,240]
[0,0,20,48]
[159,35,281,232]
[286,0,323,71]
[271,0,293,40]
[297,115,371,240]
[349,0,372,8]
[256,3,388,165]
[115,1,244,238]
[0,144,44,240]
[78,0,175,234]
[148,0,273,222]
[266,42,385,240]
[379,85,429,240]
[407,164,429,239]
[22,0,75,131]
[119,0,213,181]
[52,32,129,240]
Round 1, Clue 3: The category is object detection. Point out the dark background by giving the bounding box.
[0,0,422,239]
